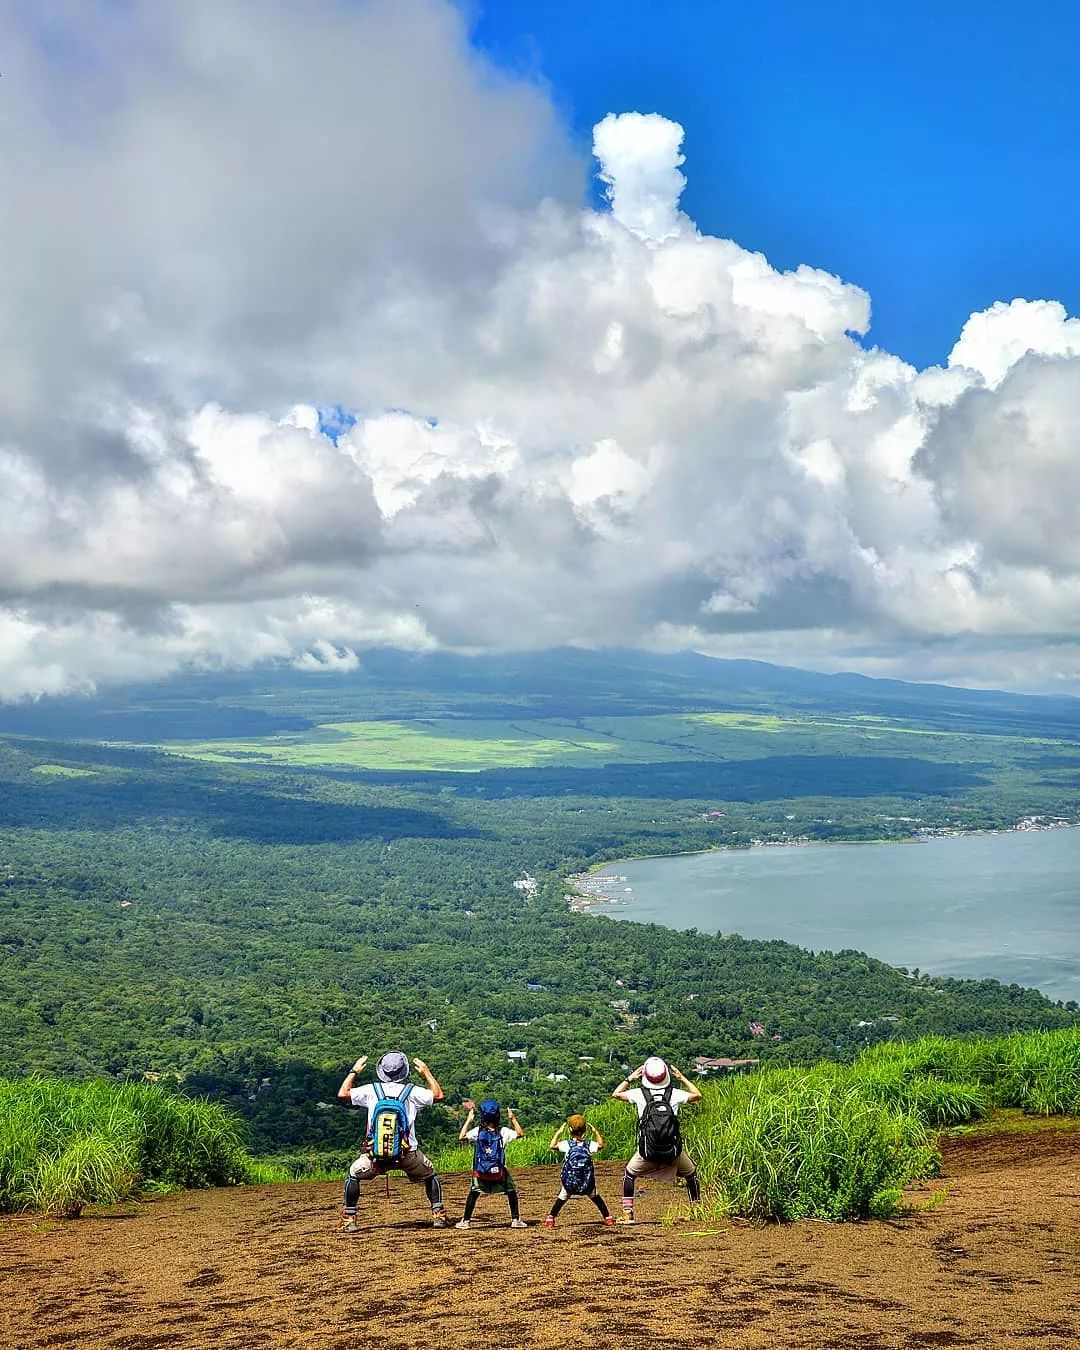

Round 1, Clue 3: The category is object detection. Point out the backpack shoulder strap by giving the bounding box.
[399,1083,413,1105]
[662,1084,673,1105]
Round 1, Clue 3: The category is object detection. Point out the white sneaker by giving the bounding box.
[454,1219,471,1230]
[510,1218,527,1228]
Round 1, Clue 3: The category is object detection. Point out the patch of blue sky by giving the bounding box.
[473,0,1080,370]
[316,405,357,443]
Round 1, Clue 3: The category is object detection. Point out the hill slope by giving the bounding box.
[2,1127,1077,1349]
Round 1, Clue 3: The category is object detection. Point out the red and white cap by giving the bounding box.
[643,1056,670,1088]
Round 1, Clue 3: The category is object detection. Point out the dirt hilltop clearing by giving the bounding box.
[2,1127,1078,1350]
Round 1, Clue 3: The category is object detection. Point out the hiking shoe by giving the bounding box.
[454,1219,471,1230]
[431,1209,449,1229]
[510,1219,527,1228]
[619,1212,635,1225]
[543,1216,556,1229]
[339,1214,359,1234]
[602,1216,616,1226]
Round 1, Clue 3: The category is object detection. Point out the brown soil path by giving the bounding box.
[2,1127,1077,1350]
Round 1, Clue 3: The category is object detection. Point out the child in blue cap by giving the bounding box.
[455,1098,527,1228]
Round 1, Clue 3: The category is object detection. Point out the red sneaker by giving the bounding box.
[602,1216,616,1226]
[544,1216,556,1229]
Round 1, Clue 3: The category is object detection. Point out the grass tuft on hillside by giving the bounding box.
[0,1079,255,1217]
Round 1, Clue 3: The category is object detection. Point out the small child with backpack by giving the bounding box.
[455,1098,527,1229]
[544,1114,615,1228]
[612,1056,703,1223]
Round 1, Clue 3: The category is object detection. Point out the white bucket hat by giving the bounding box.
[643,1056,670,1089]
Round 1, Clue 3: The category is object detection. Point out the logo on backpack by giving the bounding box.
[368,1082,413,1162]
[472,1124,506,1180]
[637,1084,682,1164]
[560,1140,595,1195]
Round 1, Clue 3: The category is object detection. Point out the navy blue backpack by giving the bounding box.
[560,1139,595,1195]
[472,1124,506,1180]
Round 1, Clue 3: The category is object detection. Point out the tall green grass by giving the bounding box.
[687,1069,938,1222]
[0,1079,255,1217]
[857,1028,1080,1116]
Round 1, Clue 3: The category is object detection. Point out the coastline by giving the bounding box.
[565,815,1080,914]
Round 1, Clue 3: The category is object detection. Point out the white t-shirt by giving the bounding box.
[350,1081,435,1149]
[465,1125,517,1148]
[625,1086,690,1117]
[557,1138,600,1156]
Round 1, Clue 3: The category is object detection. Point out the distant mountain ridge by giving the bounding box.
[1,647,1079,742]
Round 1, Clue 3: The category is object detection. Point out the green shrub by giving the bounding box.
[0,1078,257,1215]
[688,1070,937,1222]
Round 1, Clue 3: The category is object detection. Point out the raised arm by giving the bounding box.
[670,1064,702,1103]
[548,1122,566,1152]
[590,1121,605,1150]
[457,1105,475,1142]
[507,1107,525,1139]
[412,1057,444,1102]
[337,1055,368,1101]
[611,1064,644,1101]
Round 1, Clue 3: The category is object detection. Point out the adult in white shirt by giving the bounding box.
[611,1055,702,1223]
[336,1050,449,1230]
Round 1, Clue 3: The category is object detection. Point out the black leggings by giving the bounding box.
[549,1191,611,1219]
[462,1186,519,1221]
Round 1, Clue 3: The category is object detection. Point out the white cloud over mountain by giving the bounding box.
[3,0,1080,698]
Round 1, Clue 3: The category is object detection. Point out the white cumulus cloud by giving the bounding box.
[3,0,1080,699]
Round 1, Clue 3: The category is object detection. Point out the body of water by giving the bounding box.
[596,829,1080,1003]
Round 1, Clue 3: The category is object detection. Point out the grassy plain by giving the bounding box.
[161,708,1047,774]
[29,764,97,778]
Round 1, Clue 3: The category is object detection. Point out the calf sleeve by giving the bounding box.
[685,1170,701,1204]
[549,1195,567,1218]
[462,1189,479,1221]
[343,1175,360,1213]
[424,1174,443,1210]
[591,1193,611,1219]
[622,1170,636,1200]
[508,1190,520,1221]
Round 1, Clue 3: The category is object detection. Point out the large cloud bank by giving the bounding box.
[3,0,1080,699]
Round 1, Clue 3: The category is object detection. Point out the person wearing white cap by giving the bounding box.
[611,1056,702,1223]
[336,1050,450,1230]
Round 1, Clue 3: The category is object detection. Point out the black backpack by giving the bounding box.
[637,1085,682,1164]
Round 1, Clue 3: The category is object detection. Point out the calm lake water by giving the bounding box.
[596,829,1080,1003]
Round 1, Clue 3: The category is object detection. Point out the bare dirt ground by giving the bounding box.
[2,1125,1078,1350]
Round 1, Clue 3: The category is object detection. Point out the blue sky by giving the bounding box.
[473,0,1079,369]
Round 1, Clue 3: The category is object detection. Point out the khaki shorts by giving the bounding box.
[349,1147,436,1183]
[624,1149,697,1184]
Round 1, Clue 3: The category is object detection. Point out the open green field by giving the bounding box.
[162,709,1033,773]
[29,763,98,778]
